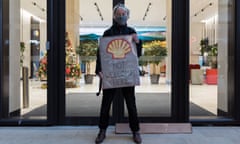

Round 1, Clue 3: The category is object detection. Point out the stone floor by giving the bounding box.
[0,126,239,144]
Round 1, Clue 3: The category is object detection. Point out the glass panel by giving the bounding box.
[65,0,112,116]
[124,0,172,117]
[189,0,233,118]
[1,0,47,120]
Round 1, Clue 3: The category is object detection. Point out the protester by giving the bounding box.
[95,3,142,144]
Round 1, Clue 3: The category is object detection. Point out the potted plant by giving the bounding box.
[200,38,218,68]
[207,43,218,69]
[76,40,97,84]
[20,42,26,80]
[20,42,25,67]
[143,40,167,84]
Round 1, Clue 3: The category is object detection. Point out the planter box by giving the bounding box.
[150,74,160,84]
[205,69,217,84]
[191,69,203,85]
[84,74,94,84]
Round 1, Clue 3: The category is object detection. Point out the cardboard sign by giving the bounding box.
[99,35,140,89]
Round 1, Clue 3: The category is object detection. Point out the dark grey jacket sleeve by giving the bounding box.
[136,40,142,57]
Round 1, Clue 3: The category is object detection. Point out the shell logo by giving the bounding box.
[106,39,131,59]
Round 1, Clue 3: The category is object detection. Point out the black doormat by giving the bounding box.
[23,93,215,118]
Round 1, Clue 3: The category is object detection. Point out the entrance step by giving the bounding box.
[115,123,192,134]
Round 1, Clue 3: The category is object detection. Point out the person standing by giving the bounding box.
[95,3,142,144]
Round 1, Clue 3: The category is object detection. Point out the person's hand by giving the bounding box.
[98,72,103,79]
[132,34,139,44]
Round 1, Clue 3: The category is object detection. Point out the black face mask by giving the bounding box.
[115,15,128,25]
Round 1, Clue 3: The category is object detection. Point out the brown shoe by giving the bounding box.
[132,131,142,144]
[95,129,106,144]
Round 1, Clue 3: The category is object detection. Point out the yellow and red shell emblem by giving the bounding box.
[106,38,131,59]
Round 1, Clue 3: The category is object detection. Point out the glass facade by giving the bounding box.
[0,0,239,125]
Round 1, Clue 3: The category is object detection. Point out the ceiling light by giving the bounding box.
[94,2,104,21]
[143,2,152,21]
[32,1,45,12]
[192,2,214,17]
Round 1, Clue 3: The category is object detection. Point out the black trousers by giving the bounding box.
[98,86,140,132]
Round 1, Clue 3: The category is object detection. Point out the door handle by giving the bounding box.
[46,41,50,50]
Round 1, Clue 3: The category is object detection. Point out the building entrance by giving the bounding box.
[1,0,239,126]
[63,0,175,125]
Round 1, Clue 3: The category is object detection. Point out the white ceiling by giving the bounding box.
[80,0,166,27]
[190,0,218,22]
[21,0,46,20]
[21,0,218,26]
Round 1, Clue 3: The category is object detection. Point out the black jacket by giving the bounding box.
[95,23,142,74]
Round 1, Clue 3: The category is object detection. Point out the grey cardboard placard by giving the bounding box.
[99,35,140,89]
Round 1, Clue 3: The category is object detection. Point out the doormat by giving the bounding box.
[23,93,215,118]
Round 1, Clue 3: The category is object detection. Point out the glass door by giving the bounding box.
[63,0,190,125]
[0,0,48,124]
[64,0,171,124]
[189,0,235,120]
